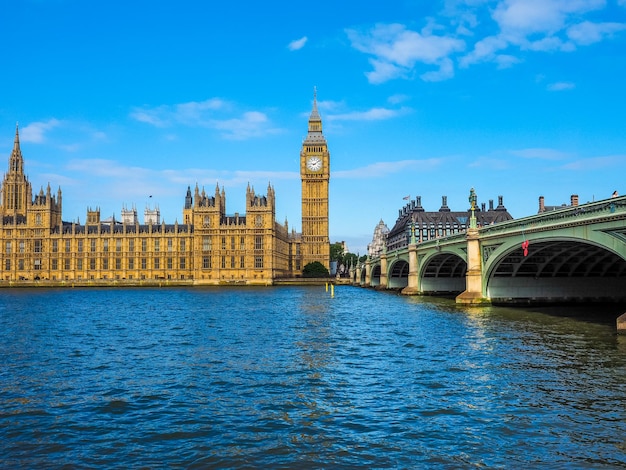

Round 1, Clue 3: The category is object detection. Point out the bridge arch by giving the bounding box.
[484,235,626,303]
[388,258,409,289]
[419,250,467,295]
[370,263,381,287]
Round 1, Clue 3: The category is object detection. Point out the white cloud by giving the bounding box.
[211,111,282,140]
[20,119,61,143]
[493,0,605,41]
[327,106,408,122]
[66,158,152,178]
[509,148,570,159]
[459,35,508,67]
[547,81,575,91]
[387,94,410,104]
[174,99,227,124]
[567,21,626,46]
[420,57,455,81]
[316,99,345,113]
[561,155,626,170]
[63,159,298,198]
[131,99,281,140]
[59,143,82,152]
[460,0,622,68]
[130,108,170,127]
[347,23,465,83]
[334,158,443,178]
[365,59,406,84]
[350,1,625,80]
[494,54,521,68]
[131,98,228,128]
[287,36,308,51]
[525,36,567,52]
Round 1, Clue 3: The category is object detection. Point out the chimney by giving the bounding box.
[539,196,545,213]
[415,196,424,212]
[571,194,579,207]
[439,196,450,212]
[489,199,494,211]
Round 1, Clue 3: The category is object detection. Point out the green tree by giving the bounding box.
[302,261,330,278]
[330,242,344,264]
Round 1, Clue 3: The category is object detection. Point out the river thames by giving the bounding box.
[1,286,625,469]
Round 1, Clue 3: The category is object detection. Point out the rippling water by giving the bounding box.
[1,286,625,468]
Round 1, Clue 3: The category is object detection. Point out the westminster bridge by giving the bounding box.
[353,195,626,307]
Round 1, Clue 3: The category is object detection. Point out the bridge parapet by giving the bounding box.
[478,196,626,238]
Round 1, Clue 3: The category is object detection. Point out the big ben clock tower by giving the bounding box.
[301,88,330,271]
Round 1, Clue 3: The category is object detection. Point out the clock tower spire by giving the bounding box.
[300,88,330,271]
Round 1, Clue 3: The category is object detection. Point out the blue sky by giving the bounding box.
[1,0,625,255]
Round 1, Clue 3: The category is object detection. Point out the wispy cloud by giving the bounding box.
[327,107,409,122]
[130,98,282,140]
[462,0,622,65]
[346,23,465,84]
[547,81,575,91]
[561,155,626,170]
[62,158,299,204]
[130,98,229,128]
[66,158,153,178]
[509,148,570,160]
[21,119,61,143]
[66,159,298,184]
[351,1,626,81]
[211,111,283,140]
[567,21,626,46]
[467,157,513,170]
[387,94,410,104]
[287,36,308,51]
[334,158,443,178]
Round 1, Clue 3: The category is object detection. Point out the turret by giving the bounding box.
[184,185,192,209]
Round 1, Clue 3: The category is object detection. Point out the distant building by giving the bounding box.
[538,194,579,213]
[386,195,513,252]
[368,219,389,257]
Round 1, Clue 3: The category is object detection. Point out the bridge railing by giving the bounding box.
[477,195,626,237]
[366,196,626,265]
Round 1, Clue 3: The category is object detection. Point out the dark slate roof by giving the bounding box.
[388,195,513,240]
[54,222,193,235]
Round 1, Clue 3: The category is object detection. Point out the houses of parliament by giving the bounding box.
[0,95,331,285]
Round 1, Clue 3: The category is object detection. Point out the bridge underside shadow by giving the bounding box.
[421,253,467,295]
[488,240,626,304]
[370,265,381,287]
[389,260,409,289]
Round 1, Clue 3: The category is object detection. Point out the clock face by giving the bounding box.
[306,156,322,172]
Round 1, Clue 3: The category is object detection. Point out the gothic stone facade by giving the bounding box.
[0,98,330,285]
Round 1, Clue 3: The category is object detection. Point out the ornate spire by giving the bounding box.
[9,122,24,174]
[309,86,321,122]
[306,87,325,140]
[14,122,20,148]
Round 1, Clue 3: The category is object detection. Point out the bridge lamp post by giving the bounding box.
[469,187,478,230]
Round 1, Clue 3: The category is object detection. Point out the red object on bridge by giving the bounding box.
[521,240,529,257]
